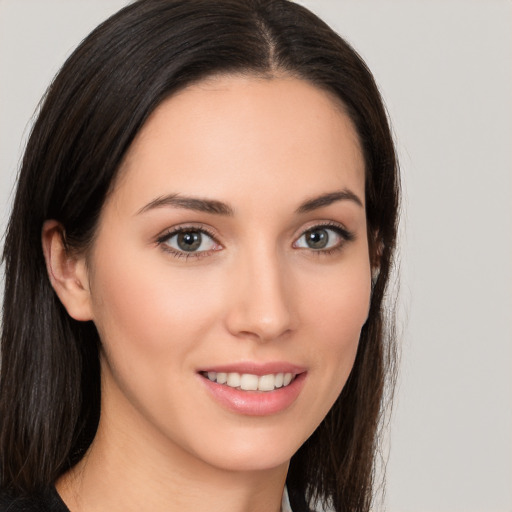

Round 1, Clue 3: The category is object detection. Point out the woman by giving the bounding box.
[0,1,399,511]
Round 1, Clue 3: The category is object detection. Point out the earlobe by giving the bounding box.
[41,220,93,322]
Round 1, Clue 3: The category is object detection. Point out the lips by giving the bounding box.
[198,363,307,416]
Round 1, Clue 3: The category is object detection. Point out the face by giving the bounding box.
[84,75,371,473]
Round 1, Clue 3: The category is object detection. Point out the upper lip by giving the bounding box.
[198,362,306,376]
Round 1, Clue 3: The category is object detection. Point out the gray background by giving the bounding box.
[1,1,511,511]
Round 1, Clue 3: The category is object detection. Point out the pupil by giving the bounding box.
[177,231,201,251]
[307,229,328,249]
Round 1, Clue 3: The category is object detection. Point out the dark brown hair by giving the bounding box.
[0,1,400,510]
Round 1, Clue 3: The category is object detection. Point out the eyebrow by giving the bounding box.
[137,188,363,217]
[136,194,234,216]
[296,189,364,213]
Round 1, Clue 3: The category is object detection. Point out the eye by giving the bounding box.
[293,224,353,251]
[159,228,219,254]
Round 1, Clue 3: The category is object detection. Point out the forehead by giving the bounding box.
[112,74,365,214]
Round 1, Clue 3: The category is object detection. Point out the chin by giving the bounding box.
[185,428,303,474]
[204,450,292,474]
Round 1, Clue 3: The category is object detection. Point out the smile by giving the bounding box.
[201,371,296,392]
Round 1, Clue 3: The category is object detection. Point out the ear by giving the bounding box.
[41,220,93,321]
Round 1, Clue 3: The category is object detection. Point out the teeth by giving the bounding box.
[227,373,241,387]
[240,374,259,390]
[203,371,296,391]
[258,374,276,391]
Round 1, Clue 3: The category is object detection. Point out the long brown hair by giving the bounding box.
[0,1,400,510]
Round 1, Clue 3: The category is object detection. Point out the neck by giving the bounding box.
[56,375,288,512]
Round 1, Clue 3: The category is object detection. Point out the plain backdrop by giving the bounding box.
[0,1,511,511]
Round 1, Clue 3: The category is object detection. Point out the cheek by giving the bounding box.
[301,260,371,397]
[302,257,371,337]
[323,276,370,349]
[88,243,223,369]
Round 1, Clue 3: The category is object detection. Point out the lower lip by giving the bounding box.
[200,372,307,416]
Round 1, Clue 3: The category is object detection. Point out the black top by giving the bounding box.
[0,485,312,512]
[0,487,69,511]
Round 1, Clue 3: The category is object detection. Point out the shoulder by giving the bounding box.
[0,488,69,512]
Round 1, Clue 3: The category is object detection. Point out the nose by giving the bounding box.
[224,246,295,343]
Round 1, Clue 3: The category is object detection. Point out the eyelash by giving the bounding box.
[156,222,355,260]
[156,225,220,260]
[295,222,355,257]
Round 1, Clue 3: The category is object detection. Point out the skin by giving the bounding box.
[44,74,371,512]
